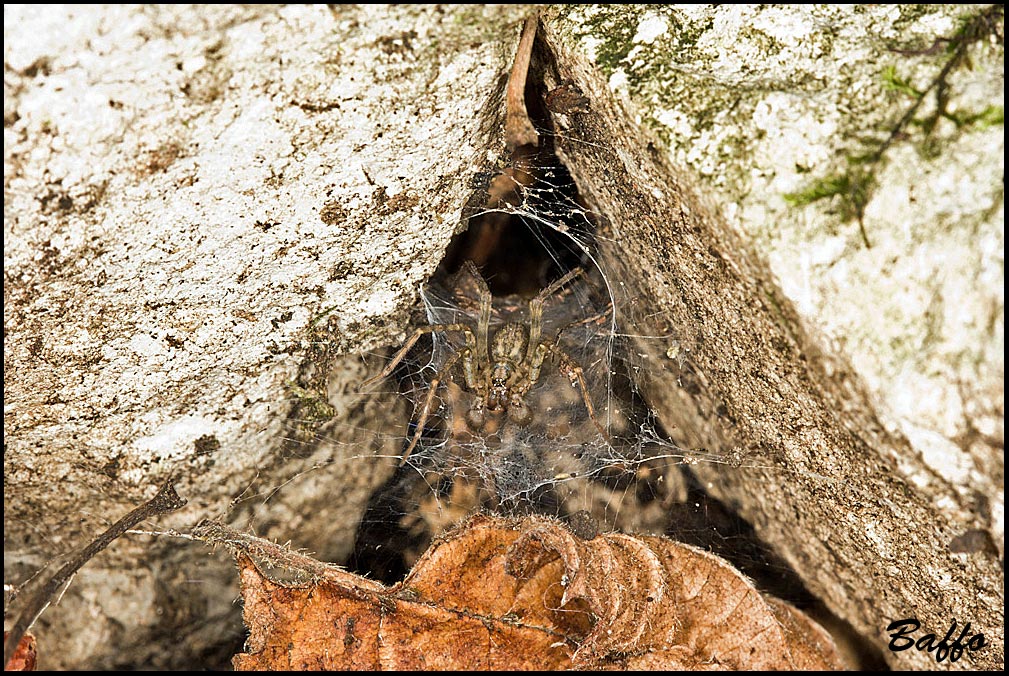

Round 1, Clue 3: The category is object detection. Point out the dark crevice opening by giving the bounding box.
[348,22,887,670]
[349,42,601,583]
[437,43,592,297]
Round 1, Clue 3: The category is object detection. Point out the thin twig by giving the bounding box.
[3,480,186,670]
[505,14,540,151]
[875,5,1003,163]
[191,522,358,584]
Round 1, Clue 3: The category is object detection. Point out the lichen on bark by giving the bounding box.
[3,4,1003,671]
[554,9,1004,527]
[4,4,527,668]
[559,0,1004,560]
[543,5,1003,670]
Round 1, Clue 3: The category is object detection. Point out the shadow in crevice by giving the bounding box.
[666,469,889,670]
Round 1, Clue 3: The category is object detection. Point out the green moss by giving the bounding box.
[567,5,999,252]
[310,302,340,327]
[736,25,785,56]
[881,64,923,98]
[950,4,1005,45]
[672,13,713,51]
[576,6,646,75]
[785,169,875,228]
[446,4,531,45]
[787,5,1002,247]
[567,4,692,79]
[944,104,1004,129]
[288,383,336,423]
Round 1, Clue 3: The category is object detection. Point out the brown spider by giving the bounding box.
[361,262,608,465]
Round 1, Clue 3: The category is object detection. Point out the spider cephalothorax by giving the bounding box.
[361,262,608,464]
[484,323,528,408]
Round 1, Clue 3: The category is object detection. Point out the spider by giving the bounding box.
[361,261,608,465]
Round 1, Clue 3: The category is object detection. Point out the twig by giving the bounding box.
[192,522,350,582]
[505,15,540,151]
[876,5,1003,162]
[3,480,186,670]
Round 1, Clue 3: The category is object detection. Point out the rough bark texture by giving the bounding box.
[551,4,1004,576]
[4,4,1002,671]
[537,8,1003,671]
[4,4,526,669]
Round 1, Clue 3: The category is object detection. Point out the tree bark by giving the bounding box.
[537,9,1003,671]
[4,4,525,669]
[4,4,1002,670]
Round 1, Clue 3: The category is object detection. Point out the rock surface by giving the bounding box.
[3,4,1002,670]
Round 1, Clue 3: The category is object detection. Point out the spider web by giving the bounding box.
[1,31,883,673]
[231,126,812,602]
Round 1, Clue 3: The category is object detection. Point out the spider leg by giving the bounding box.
[360,323,475,389]
[533,341,608,441]
[458,261,493,362]
[527,267,584,362]
[554,302,613,341]
[401,349,465,466]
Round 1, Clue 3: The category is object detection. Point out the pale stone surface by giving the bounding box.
[4,4,526,668]
[557,2,1004,553]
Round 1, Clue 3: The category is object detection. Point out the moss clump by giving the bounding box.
[288,383,336,424]
[787,4,1003,248]
[881,64,922,98]
[574,5,648,75]
[785,169,875,248]
[784,170,873,215]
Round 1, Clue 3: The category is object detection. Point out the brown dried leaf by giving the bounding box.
[3,631,37,671]
[231,515,844,670]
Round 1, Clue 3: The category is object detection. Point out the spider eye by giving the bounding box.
[491,363,512,384]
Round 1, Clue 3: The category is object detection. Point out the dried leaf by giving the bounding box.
[3,631,37,671]
[231,515,844,670]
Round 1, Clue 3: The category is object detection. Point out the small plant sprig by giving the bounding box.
[786,5,1003,249]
